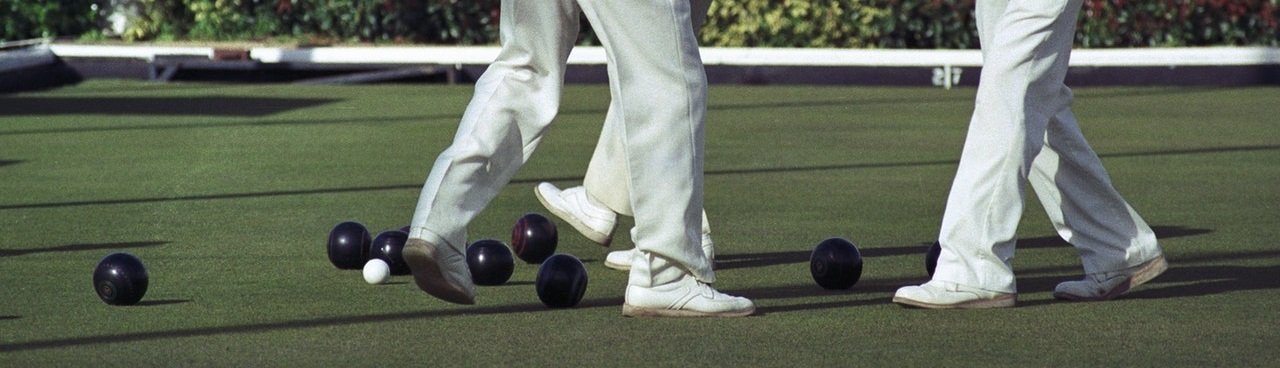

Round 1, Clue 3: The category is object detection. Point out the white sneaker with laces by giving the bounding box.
[402,238,476,305]
[604,233,715,271]
[622,275,754,317]
[893,280,1016,309]
[1054,255,1167,301]
[534,183,616,246]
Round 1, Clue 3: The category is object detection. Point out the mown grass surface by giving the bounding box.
[1,81,1276,365]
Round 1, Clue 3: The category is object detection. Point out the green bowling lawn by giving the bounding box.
[1,81,1277,365]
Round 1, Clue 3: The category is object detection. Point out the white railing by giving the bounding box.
[46,44,1280,88]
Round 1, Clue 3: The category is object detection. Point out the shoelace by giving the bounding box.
[694,282,718,299]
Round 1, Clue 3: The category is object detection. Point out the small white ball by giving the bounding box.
[363,259,391,285]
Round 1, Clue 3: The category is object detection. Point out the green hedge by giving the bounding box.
[120,0,499,44]
[2,0,1278,48]
[1077,0,1280,47]
[1,0,105,42]
[701,0,886,48]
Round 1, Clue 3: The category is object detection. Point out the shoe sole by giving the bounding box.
[892,294,1017,309]
[621,304,755,317]
[1054,255,1168,302]
[604,259,631,271]
[402,240,476,305]
[534,186,613,247]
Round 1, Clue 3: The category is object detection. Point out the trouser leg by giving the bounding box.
[577,0,713,285]
[408,0,581,253]
[1029,107,1162,275]
[581,0,713,233]
[933,0,1082,293]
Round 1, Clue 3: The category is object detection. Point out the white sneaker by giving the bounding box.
[622,275,754,317]
[1054,255,1167,301]
[604,233,715,271]
[534,183,616,246]
[893,280,1016,309]
[402,238,476,305]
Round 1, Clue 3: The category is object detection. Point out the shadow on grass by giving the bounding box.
[494,281,534,287]
[0,95,944,137]
[731,280,907,301]
[4,249,1272,351]
[727,227,1230,312]
[1015,263,1280,308]
[0,177,594,211]
[0,113,440,136]
[0,316,19,321]
[725,277,917,316]
[0,241,169,258]
[135,299,192,307]
[715,225,1212,271]
[0,184,427,210]
[0,296,623,353]
[757,297,894,315]
[715,250,810,271]
[0,86,1218,136]
[1126,264,1280,299]
[0,96,339,117]
[0,160,21,168]
[700,144,1280,178]
[2,143,1269,212]
[1018,225,1213,249]
[0,95,906,137]
[1,144,1276,211]
[743,250,1280,312]
[994,248,1280,308]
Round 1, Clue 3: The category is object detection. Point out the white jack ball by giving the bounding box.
[363,259,391,285]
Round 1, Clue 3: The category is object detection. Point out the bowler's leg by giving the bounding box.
[895,0,1078,308]
[578,0,752,316]
[404,0,581,304]
[1030,102,1166,301]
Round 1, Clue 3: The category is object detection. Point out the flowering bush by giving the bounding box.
[1078,0,1280,47]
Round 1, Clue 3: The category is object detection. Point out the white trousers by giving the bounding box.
[583,0,713,235]
[408,0,714,286]
[933,0,1162,294]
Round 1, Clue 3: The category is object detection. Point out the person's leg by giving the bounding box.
[539,0,714,266]
[894,0,1081,308]
[402,0,581,304]
[602,212,712,271]
[576,0,751,317]
[580,0,711,216]
[1028,85,1166,301]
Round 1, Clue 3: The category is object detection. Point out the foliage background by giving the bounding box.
[2,0,1278,47]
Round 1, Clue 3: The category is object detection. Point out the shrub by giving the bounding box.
[1,1,106,42]
[1078,0,1280,47]
[6,0,1277,48]
[121,0,499,44]
[701,0,888,48]
[873,0,977,48]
